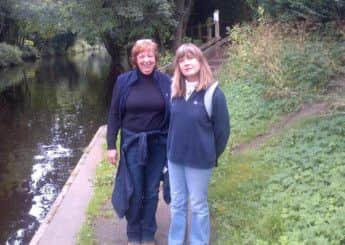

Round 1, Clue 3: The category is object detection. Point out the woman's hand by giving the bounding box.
[107,149,118,165]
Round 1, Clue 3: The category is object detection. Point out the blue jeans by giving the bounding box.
[168,160,213,245]
[125,137,166,242]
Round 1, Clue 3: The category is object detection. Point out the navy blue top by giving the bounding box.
[167,87,230,169]
[107,69,171,149]
[123,71,165,132]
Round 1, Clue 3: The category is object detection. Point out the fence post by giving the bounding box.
[206,18,212,41]
[213,9,220,39]
[198,23,202,40]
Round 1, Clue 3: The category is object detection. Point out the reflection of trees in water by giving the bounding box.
[0,52,118,244]
[36,57,80,90]
[0,79,30,113]
[0,62,40,112]
[0,51,116,198]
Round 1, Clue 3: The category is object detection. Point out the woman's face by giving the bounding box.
[178,54,201,82]
[136,50,156,75]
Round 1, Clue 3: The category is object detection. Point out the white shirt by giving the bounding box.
[185,80,198,100]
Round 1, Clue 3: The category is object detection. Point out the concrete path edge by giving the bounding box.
[29,125,106,245]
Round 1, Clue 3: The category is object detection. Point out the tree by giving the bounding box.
[67,0,176,64]
[172,0,195,50]
[0,0,18,44]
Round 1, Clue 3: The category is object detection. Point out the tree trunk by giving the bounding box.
[103,33,131,69]
[172,0,194,51]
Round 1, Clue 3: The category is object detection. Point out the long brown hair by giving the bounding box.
[171,43,214,98]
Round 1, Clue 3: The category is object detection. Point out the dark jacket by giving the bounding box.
[167,87,230,169]
[107,68,171,218]
[107,69,171,149]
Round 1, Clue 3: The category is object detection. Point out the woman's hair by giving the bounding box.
[131,39,159,68]
[172,43,214,98]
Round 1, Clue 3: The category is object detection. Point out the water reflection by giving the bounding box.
[0,49,117,244]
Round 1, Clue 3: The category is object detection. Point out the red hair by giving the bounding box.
[131,39,159,68]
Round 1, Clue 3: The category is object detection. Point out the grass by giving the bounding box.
[77,155,115,245]
[210,22,345,244]
[210,114,345,244]
[219,81,301,148]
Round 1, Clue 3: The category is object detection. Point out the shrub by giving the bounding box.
[20,45,40,61]
[248,0,345,22]
[0,43,23,68]
[225,22,345,98]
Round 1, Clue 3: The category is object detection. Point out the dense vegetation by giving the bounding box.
[1,0,345,68]
[209,22,345,244]
[248,0,345,22]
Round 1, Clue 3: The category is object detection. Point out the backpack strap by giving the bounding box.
[204,81,218,118]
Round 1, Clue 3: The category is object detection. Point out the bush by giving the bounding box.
[249,0,345,22]
[20,45,40,61]
[224,22,345,98]
[0,43,23,68]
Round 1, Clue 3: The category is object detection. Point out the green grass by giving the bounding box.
[77,157,115,245]
[210,114,345,244]
[220,81,301,148]
[210,22,345,244]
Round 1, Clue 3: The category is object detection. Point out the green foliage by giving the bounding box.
[248,0,345,21]
[20,45,40,60]
[10,0,71,39]
[225,23,345,97]
[69,0,176,50]
[211,114,345,244]
[219,81,300,147]
[77,158,115,244]
[211,22,345,244]
[0,43,23,68]
[259,115,345,243]
[158,50,173,67]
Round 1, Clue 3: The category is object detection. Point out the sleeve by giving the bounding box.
[106,77,122,150]
[212,88,231,158]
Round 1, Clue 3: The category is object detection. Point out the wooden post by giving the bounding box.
[206,18,212,41]
[213,9,220,39]
[198,23,202,40]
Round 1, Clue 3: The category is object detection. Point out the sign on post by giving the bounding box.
[213,9,220,39]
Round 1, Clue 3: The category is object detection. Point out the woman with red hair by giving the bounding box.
[107,39,171,245]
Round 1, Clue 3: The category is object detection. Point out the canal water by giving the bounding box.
[0,50,119,244]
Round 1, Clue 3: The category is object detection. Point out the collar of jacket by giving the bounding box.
[127,68,159,86]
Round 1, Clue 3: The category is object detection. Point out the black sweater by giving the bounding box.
[122,71,165,132]
[107,69,171,149]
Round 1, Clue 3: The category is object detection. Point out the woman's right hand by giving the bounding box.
[107,149,118,165]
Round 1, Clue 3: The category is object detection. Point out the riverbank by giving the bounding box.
[0,50,112,244]
[29,126,106,245]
